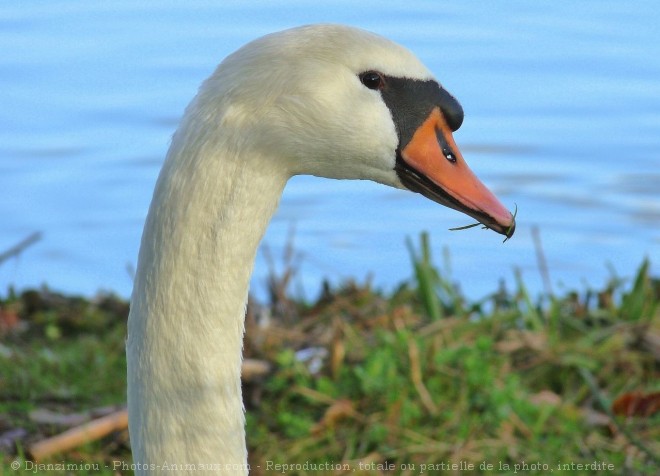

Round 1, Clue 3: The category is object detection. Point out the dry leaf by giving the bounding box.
[529,390,562,407]
[0,308,20,333]
[311,399,354,434]
[612,391,660,417]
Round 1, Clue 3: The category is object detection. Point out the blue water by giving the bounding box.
[2,1,659,300]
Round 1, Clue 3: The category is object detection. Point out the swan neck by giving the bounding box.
[127,125,287,474]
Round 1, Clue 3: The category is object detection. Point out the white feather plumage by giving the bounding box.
[127,24,440,475]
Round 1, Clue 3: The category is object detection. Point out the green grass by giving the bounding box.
[1,234,659,475]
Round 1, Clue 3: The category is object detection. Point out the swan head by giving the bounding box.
[197,24,515,238]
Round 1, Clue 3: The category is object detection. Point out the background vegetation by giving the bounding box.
[1,233,658,475]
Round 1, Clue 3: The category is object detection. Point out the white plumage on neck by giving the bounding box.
[127,80,289,472]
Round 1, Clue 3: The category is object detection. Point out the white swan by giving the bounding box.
[127,24,514,475]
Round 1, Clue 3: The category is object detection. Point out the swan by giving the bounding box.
[127,24,515,474]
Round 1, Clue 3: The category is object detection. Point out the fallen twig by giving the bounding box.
[0,232,42,266]
[242,358,272,380]
[28,408,128,462]
[25,359,271,460]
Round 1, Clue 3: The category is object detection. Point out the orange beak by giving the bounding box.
[396,107,515,238]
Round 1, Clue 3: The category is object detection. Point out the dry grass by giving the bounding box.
[1,234,658,475]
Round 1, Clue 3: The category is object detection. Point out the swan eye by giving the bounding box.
[359,71,383,90]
